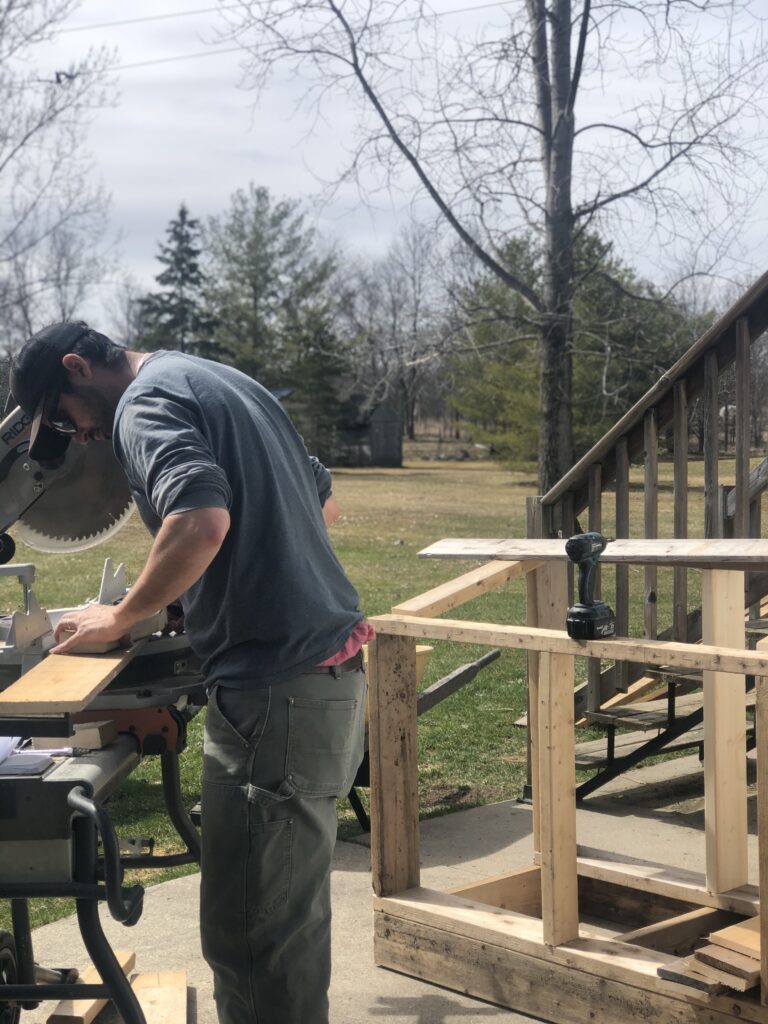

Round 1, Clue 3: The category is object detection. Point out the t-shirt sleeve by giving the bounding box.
[308,455,333,505]
[114,394,232,520]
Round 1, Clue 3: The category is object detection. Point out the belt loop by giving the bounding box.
[330,664,340,679]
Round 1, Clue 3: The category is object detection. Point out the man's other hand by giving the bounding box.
[323,495,341,527]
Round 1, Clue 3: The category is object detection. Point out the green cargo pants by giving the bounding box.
[200,666,366,1024]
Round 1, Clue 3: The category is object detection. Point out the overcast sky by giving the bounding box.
[43,1,768,328]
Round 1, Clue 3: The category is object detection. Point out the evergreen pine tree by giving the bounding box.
[137,204,216,355]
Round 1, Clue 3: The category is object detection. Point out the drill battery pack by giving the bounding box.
[566,601,616,640]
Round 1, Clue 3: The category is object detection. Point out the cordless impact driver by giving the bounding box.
[565,532,616,640]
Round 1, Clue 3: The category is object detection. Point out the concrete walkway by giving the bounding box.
[22,751,761,1024]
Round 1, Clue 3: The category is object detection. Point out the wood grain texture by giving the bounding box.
[367,633,420,898]
[0,642,145,714]
[702,570,748,893]
[709,916,760,960]
[391,559,539,617]
[369,613,768,677]
[418,537,768,571]
[47,951,135,1024]
[673,380,689,641]
[130,972,187,1024]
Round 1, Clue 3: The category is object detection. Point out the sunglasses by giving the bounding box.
[44,394,77,436]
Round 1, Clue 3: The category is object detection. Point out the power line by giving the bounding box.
[108,1,515,73]
[59,4,249,34]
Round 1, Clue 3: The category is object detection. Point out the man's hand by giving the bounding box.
[322,495,341,527]
[51,604,127,655]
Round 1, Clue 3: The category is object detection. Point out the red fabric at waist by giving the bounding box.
[317,620,376,666]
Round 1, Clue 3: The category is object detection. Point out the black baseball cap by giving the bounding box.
[10,321,91,462]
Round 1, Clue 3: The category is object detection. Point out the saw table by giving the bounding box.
[0,561,205,1024]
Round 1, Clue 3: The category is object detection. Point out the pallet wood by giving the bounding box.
[47,951,135,1024]
[658,958,725,995]
[368,613,768,677]
[418,537,768,570]
[709,916,760,959]
[688,957,755,993]
[702,569,748,893]
[130,972,187,1024]
[367,633,419,898]
[697,944,761,985]
[391,559,539,617]
[0,642,146,714]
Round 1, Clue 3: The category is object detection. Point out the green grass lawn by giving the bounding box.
[0,454,749,929]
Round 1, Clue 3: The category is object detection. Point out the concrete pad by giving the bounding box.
[20,751,757,1024]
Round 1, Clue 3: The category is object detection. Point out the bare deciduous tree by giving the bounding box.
[0,1,113,354]
[219,0,768,491]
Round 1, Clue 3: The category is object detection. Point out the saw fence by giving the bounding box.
[368,539,768,1024]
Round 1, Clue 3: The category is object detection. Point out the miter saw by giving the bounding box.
[0,404,204,1024]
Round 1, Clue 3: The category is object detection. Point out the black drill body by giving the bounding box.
[565,532,616,640]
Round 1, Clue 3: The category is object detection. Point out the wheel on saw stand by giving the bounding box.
[0,930,20,1024]
[0,535,15,566]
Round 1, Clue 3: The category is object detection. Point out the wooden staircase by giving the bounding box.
[528,270,768,795]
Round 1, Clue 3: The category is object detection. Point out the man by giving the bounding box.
[10,321,370,1024]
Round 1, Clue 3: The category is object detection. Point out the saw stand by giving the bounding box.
[0,566,204,1024]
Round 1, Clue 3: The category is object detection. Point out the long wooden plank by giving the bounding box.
[620,907,737,956]
[48,951,136,1024]
[758,674,768,1003]
[644,408,659,641]
[0,643,147,714]
[525,496,543,854]
[369,613,768,677]
[374,911,754,1024]
[538,651,578,945]
[704,349,720,537]
[572,847,759,916]
[368,633,420,898]
[673,380,689,641]
[130,972,187,1024]
[391,559,539,617]
[735,318,752,538]
[419,537,768,570]
[697,943,761,984]
[687,956,755,993]
[702,569,748,893]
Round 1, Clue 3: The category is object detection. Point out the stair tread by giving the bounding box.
[575,727,705,767]
[585,690,755,730]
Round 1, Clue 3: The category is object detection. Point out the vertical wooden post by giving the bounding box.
[615,437,630,690]
[538,647,578,946]
[673,381,689,641]
[756,674,768,1004]
[368,633,420,897]
[528,558,569,856]
[526,497,543,852]
[734,318,751,540]
[587,464,602,713]
[703,350,720,539]
[702,569,747,893]
[643,409,658,640]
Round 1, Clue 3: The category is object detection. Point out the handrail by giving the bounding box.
[541,268,768,510]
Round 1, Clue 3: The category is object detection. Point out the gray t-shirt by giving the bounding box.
[113,351,363,685]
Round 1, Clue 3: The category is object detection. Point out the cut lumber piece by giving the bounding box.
[696,944,761,985]
[0,641,147,714]
[709,916,760,959]
[620,907,737,956]
[657,957,725,995]
[370,613,768,678]
[130,972,187,1024]
[391,559,540,617]
[450,865,541,917]
[47,950,135,1024]
[419,537,768,571]
[688,958,755,993]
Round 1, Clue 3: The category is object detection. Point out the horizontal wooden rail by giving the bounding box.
[419,537,768,571]
[369,613,768,676]
[391,560,542,618]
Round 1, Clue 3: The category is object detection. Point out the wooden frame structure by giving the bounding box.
[368,539,768,1023]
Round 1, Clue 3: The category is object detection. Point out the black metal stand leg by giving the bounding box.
[160,751,201,862]
[73,817,146,1024]
[347,787,371,832]
[10,901,37,1010]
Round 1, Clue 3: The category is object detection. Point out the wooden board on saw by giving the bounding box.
[0,640,147,715]
[47,950,135,1024]
[419,537,768,571]
[708,916,760,960]
[130,971,188,1024]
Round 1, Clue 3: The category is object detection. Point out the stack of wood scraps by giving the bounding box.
[658,916,761,995]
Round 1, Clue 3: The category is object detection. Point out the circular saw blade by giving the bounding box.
[17,440,135,553]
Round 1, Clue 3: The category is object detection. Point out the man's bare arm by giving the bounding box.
[51,507,230,654]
